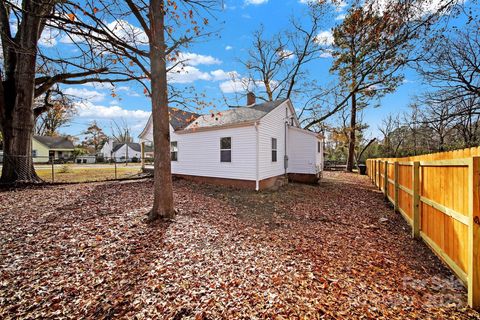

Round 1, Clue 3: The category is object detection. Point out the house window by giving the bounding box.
[220,137,231,162]
[272,138,277,162]
[318,141,321,153]
[32,150,37,158]
[170,141,178,161]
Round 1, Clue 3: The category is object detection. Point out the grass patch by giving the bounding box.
[36,166,142,183]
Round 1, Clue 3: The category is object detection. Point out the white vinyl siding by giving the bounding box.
[287,127,319,174]
[112,145,142,161]
[257,101,291,180]
[170,126,257,180]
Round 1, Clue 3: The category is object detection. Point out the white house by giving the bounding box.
[139,96,324,190]
[100,140,152,162]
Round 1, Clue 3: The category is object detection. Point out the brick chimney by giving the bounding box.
[247,92,256,106]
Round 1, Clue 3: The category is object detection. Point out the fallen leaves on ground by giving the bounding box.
[0,172,478,319]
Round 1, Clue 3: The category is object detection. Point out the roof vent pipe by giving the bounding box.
[247,92,256,106]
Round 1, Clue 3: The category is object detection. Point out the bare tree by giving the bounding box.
[454,96,480,147]
[378,114,406,157]
[240,3,327,102]
[418,20,480,104]
[111,120,133,143]
[420,100,456,151]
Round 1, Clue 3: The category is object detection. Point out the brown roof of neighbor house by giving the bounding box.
[186,99,287,129]
[34,136,75,150]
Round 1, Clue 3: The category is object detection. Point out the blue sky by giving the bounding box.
[46,0,464,143]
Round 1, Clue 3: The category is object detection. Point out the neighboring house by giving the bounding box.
[32,136,75,163]
[100,140,153,162]
[76,155,96,164]
[139,95,324,190]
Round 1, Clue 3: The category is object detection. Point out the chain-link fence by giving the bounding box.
[0,153,154,183]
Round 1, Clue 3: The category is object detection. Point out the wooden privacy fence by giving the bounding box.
[366,149,480,310]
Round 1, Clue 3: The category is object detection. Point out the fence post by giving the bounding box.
[141,142,145,170]
[51,156,55,183]
[376,160,380,188]
[394,161,399,212]
[468,156,480,309]
[114,158,117,180]
[384,161,388,198]
[412,161,420,239]
[373,160,376,184]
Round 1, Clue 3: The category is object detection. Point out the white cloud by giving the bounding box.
[39,27,60,47]
[64,87,106,102]
[320,49,333,58]
[106,20,148,44]
[225,45,233,51]
[116,86,141,97]
[369,0,465,18]
[76,101,150,120]
[219,78,275,94]
[60,19,148,47]
[316,30,334,46]
[210,69,240,81]
[219,78,249,94]
[176,52,222,66]
[335,14,346,20]
[167,65,212,84]
[244,0,268,5]
[277,49,295,60]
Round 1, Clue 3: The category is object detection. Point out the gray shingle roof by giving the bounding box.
[186,99,287,129]
[169,108,200,130]
[34,136,74,150]
[112,142,153,153]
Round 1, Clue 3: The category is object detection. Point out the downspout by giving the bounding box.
[255,121,260,191]
[284,120,288,179]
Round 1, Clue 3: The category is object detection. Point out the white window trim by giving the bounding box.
[170,141,178,161]
[220,137,232,163]
[272,137,278,162]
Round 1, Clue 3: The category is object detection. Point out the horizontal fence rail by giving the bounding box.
[367,151,480,310]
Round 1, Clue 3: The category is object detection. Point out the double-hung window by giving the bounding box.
[220,137,231,162]
[170,141,178,161]
[272,138,277,162]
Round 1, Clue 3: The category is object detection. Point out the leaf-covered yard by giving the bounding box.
[1,172,479,319]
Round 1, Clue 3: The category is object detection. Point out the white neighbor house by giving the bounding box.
[139,96,324,190]
[100,140,148,162]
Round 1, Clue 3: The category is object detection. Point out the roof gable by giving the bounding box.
[186,99,287,130]
[112,142,153,153]
[138,107,200,139]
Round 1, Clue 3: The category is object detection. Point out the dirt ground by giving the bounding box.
[0,172,479,319]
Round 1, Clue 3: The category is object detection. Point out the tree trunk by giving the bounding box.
[0,4,44,184]
[346,92,357,172]
[1,112,41,184]
[148,0,175,221]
